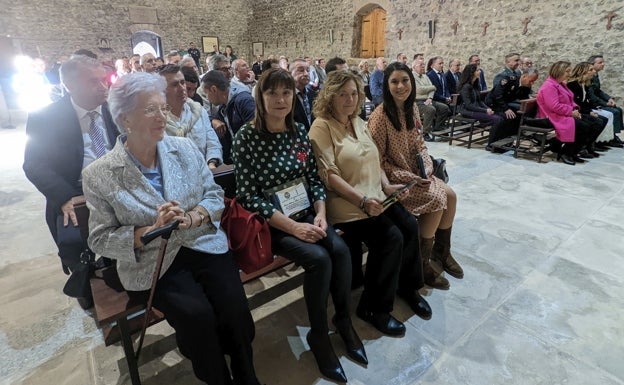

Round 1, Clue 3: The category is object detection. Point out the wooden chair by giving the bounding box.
[513,98,555,163]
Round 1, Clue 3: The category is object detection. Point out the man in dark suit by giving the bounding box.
[23,55,119,306]
[427,56,451,104]
[445,58,461,96]
[587,54,623,147]
[290,59,313,131]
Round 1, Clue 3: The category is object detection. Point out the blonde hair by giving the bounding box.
[312,71,365,120]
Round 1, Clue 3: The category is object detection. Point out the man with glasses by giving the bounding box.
[520,56,533,72]
[23,55,120,309]
[158,65,222,169]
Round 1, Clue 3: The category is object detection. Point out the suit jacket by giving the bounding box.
[82,135,228,291]
[567,81,594,114]
[293,89,312,131]
[478,69,488,91]
[426,69,450,103]
[445,70,460,96]
[23,95,119,244]
[587,74,611,107]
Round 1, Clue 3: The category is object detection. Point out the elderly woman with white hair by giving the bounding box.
[81,72,262,385]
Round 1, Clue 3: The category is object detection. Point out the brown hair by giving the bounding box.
[313,70,365,121]
[548,61,571,81]
[252,68,296,135]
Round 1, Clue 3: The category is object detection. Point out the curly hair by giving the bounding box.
[312,70,365,121]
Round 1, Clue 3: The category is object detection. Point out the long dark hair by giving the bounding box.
[253,68,296,135]
[382,62,416,131]
[458,63,480,90]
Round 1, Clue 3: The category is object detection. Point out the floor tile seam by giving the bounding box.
[492,309,624,384]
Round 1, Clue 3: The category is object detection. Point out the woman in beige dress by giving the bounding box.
[368,62,464,287]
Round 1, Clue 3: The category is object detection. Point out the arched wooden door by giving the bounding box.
[360,8,386,58]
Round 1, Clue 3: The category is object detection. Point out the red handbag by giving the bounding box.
[221,197,273,273]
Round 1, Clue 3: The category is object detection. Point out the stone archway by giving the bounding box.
[352,3,387,58]
[130,30,163,57]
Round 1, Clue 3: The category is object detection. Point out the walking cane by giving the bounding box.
[135,220,180,360]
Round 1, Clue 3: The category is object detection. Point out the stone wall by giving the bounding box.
[0,0,252,64]
[1,0,623,95]
[247,0,623,96]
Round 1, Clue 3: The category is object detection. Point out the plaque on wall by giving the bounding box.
[202,36,220,54]
[129,6,158,24]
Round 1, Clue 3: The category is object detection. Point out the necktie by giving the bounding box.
[87,111,108,158]
[439,72,448,97]
[301,92,311,125]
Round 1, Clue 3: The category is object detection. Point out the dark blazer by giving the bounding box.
[293,89,312,131]
[458,83,489,117]
[426,69,450,103]
[23,95,119,244]
[567,81,594,114]
[445,70,460,96]
[587,74,611,107]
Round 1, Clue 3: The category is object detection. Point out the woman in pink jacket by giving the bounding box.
[536,61,602,165]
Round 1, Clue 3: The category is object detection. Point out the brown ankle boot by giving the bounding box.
[432,227,464,279]
[421,237,450,290]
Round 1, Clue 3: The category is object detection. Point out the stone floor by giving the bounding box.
[2,110,624,385]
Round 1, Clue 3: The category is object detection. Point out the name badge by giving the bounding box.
[264,177,311,220]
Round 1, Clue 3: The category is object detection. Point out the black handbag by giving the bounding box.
[62,248,95,298]
[430,156,449,183]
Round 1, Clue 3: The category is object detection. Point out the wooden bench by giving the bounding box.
[435,93,490,148]
[78,164,303,385]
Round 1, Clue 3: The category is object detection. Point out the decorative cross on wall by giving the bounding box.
[451,20,459,35]
[481,22,490,36]
[521,17,533,35]
[606,11,617,30]
[397,28,403,40]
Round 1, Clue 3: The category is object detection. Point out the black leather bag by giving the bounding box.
[430,156,449,183]
[62,248,95,298]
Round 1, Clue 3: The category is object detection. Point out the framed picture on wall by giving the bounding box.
[202,36,219,54]
[252,42,264,57]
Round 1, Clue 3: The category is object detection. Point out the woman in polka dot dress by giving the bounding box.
[232,68,364,383]
[368,62,464,285]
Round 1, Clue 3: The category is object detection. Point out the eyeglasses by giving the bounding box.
[144,104,171,117]
[218,66,232,72]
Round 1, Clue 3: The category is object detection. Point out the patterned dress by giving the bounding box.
[232,122,326,219]
[368,104,447,215]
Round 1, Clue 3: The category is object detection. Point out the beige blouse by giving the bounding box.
[309,116,386,224]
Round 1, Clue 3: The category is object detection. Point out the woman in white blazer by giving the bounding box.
[82,72,262,385]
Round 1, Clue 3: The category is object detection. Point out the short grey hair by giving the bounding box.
[60,55,101,89]
[208,54,228,71]
[179,56,196,69]
[107,72,166,132]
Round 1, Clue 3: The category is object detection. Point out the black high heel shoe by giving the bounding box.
[557,153,576,165]
[332,316,368,365]
[572,154,586,163]
[306,330,347,382]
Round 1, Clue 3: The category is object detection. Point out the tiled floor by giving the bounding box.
[2,111,623,385]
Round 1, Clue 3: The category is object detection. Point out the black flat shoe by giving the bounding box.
[578,150,594,159]
[398,290,432,320]
[306,331,347,383]
[332,316,368,365]
[558,154,576,165]
[356,307,406,336]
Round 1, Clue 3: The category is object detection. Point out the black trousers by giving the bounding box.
[336,203,423,314]
[130,247,259,385]
[563,114,604,155]
[271,213,352,333]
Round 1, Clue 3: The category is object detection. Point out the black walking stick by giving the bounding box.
[135,220,180,360]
